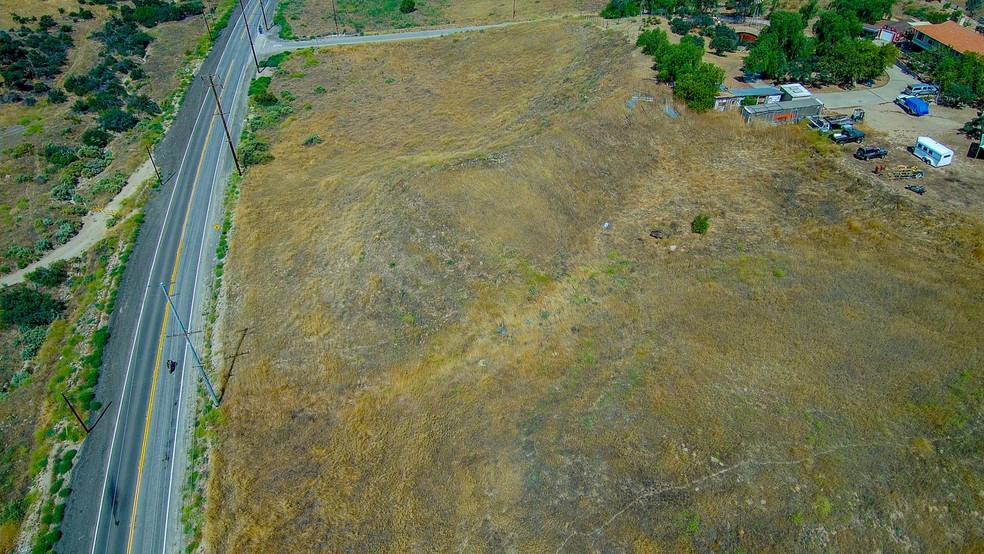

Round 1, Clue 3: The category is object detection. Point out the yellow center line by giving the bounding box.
[123,36,240,548]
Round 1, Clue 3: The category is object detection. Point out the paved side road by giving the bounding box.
[815,65,921,110]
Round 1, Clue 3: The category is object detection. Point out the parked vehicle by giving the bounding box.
[875,165,925,179]
[807,108,866,133]
[831,127,865,144]
[896,94,929,116]
[903,83,938,96]
[855,146,888,160]
[912,136,953,167]
[905,184,926,195]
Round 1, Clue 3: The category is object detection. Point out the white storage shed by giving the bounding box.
[913,136,954,167]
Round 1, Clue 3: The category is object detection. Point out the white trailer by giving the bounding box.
[913,136,954,167]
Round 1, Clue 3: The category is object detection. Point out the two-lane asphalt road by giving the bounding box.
[60,8,511,553]
[59,2,268,552]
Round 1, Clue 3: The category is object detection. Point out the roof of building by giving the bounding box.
[778,83,812,98]
[743,97,823,114]
[729,86,782,97]
[869,19,915,34]
[915,20,984,57]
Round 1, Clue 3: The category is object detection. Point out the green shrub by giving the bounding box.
[399,0,416,13]
[691,213,710,234]
[670,17,693,35]
[90,173,128,195]
[98,109,139,132]
[0,497,28,524]
[47,88,68,103]
[240,139,274,166]
[0,286,65,328]
[248,76,272,96]
[263,52,289,68]
[19,325,49,359]
[302,134,323,146]
[26,262,68,287]
[43,143,79,167]
[252,90,279,106]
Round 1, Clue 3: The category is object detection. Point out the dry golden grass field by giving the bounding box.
[276,0,606,37]
[207,20,984,552]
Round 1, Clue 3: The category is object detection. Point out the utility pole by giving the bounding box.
[201,8,213,40]
[258,0,270,31]
[146,145,164,188]
[331,0,340,35]
[160,283,219,406]
[204,74,243,176]
[237,0,262,72]
[513,0,516,19]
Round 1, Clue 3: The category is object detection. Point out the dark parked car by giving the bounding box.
[832,127,865,144]
[855,146,888,160]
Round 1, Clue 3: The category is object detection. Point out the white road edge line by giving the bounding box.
[89,90,210,554]
[90,3,261,550]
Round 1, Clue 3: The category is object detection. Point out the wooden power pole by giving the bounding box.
[204,74,243,176]
[237,0,262,72]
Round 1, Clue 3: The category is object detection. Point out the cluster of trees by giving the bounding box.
[0,17,74,104]
[602,0,642,18]
[120,0,204,28]
[638,28,725,111]
[910,48,984,107]
[667,15,740,54]
[602,0,728,19]
[743,0,898,87]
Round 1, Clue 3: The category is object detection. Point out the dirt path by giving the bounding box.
[0,159,154,286]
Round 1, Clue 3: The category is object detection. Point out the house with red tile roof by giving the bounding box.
[911,20,984,57]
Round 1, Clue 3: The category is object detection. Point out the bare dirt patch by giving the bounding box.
[208,20,984,552]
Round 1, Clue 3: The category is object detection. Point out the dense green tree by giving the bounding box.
[636,28,670,57]
[943,83,977,107]
[657,40,704,82]
[673,62,724,111]
[813,9,862,53]
[830,0,895,23]
[733,0,759,18]
[743,33,787,78]
[799,0,819,21]
[968,0,981,15]
[399,0,416,13]
[670,17,693,35]
[710,24,738,54]
[682,34,705,50]
[818,38,895,85]
[690,0,718,13]
[652,0,687,15]
[766,11,811,60]
[601,0,641,18]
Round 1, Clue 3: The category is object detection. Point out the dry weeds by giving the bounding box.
[280,0,607,37]
[207,20,984,552]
